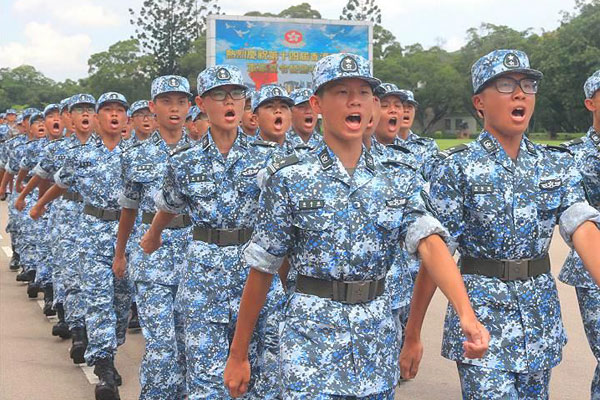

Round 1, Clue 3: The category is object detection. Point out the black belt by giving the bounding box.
[62,191,83,203]
[83,204,121,221]
[141,212,191,229]
[295,274,385,304]
[192,227,253,246]
[460,254,551,281]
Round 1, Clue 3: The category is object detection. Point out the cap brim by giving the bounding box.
[376,91,408,101]
[253,96,295,112]
[69,102,95,111]
[96,100,129,112]
[315,76,381,94]
[153,89,192,100]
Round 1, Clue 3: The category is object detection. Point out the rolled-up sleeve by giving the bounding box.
[154,159,187,215]
[559,202,600,247]
[243,173,293,274]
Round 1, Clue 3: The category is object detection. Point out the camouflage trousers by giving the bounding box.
[457,363,551,400]
[135,281,186,400]
[62,235,86,330]
[576,287,600,400]
[81,251,133,365]
[284,388,394,399]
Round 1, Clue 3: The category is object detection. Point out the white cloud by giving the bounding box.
[14,0,120,27]
[0,22,92,81]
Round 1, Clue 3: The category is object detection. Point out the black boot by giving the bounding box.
[16,268,35,282]
[94,358,120,400]
[9,252,20,271]
[70,327,87,364]
[27,281,40,298]
[127,302,140,330]
[43,285,56,316]
[52,303,71,339]
[113,365,122,386]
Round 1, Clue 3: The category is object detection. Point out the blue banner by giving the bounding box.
[212,17,371,92]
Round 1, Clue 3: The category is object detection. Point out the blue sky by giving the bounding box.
[0,0,579,82]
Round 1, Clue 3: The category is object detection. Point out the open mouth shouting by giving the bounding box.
[389,117,397,129]
[303,116,314,129]
[110,119,120,130]
[510,106,527,123]
[81,118,90,129]
[224,109,237,124]
[345,113,362,131]
[168,114,181,124]
[274,116,283,130]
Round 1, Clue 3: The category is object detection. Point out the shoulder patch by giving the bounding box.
[544,144,573,156]
[123,141,144,153]
[415,137,434,145]
[386,144,411,154]
[437,144,468,159]
[382,159,417,171]
[267,154,300,175]
[251,140,278,148]
[170,143,192,157]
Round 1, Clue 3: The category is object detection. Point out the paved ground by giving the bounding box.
[0,199,596,399]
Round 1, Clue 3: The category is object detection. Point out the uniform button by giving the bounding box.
[352,201,361,209]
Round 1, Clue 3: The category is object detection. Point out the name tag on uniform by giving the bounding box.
[188,173,209,183]
[79,161,92,168]
[299,199,324,210]
[56,155,66,160]
[539,178,562,191]
[241,167,260,177]
[386,198,407,208]
[135,164,153,172]
[472,184,493,194]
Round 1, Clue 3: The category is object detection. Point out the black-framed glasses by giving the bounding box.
[205,88,246,101]
[494,77,539,94]
[133,112,154,119]
[71,106,95,114]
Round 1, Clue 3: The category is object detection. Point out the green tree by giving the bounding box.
[373,25,402,60]
[83,39,156,102]
[0,65,59,110]
[245,3,321,19]
[129,0,206,75]
[178,35,207,94]
[340,0,381,24]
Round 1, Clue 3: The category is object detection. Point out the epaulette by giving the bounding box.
[170,143,192,157]
[543,144,573,156]
[560,138,584,148]
[386,143,411,154]
[415,137,435,145]
[294,144,313,151]
[382,158,417,171]
[266,154,300,175]
[437,144,468,159]
[251,140,278,148]
[123,141,144,152]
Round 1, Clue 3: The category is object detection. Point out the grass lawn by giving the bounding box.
[435,138,564,150]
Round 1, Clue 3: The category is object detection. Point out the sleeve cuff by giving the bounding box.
[33,165,52,180]
[118,194,140,209]
[54,171,69,189]
[559,201,600,247]
[243,241,284,275]
[153,191,185,214]
[405,214,453,254]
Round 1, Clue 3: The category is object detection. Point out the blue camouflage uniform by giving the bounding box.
[243,53,449,399]
[119,76,192,400]
[559,70,600,400]
[55,92,133,366]
[287,88,322,153]
[154,63,280,400]
[431,48,600,400]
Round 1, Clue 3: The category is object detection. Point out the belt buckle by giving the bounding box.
[344,281,372,304]
[505,260,529,281]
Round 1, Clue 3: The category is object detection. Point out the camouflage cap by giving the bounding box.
[151,75,192,100]
[399,89,418,106]
[251,84,294,112]
[0,113,5,119]
[312,53,380,93]
[16,114,23,124]
[22,108,41,119]
[186,105,200,121]
[43,104,60,117]
[197,65,247,96]
[374,83,408,101]
[6,108,17,115]
[59,98,71,113]
[69,94,96,111]
[290,88,313,105]
[96,92,129,112]
[130,100,151,116]
[471,49,543,94]
[29,112,44,124]
[584,70,600,99]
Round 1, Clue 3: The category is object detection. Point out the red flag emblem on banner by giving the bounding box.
[285,30,303,44]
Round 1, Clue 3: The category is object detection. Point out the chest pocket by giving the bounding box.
[292,202,334,231]
[130,164,164,184]
[537,178,563,211]
[376,199,407,232]
[467,183,502,214]
[235,168,261,196]
[186,173,216,198]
